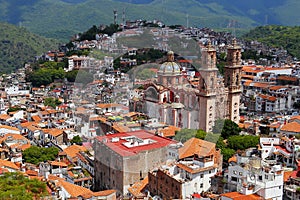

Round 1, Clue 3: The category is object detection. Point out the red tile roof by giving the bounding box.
[97,103,123,109]
[253,82,270,89]
[159,125,180,137]
[32,115,42,122]
[63,145,86,159]
[179,138,215,159]
[258,94,276,102]
[277,76,297,81]
[0,125,20,132]
[281,121,300,133]
[0,114,10,120]
[128,176,148,197]
[221,192,261,200]
[269,85,287,91]
[96,130,177,157]
[0,159,19,170]
[284,171,294,182]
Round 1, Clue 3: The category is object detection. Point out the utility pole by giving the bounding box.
[113,9,117,25]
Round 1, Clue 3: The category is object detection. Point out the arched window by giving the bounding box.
[211,77,214,88]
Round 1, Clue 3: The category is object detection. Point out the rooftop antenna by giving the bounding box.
[186,14,189,28]
[265,14,268,25]
[122,7,126,30]
[113,9,118,25]
[161,0,165,23]
[228,19,237,38]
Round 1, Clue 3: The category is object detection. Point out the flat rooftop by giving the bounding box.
[96,130,177,157]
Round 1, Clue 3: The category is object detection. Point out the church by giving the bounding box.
[130,39,242,132]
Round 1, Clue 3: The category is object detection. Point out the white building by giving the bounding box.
[224,156,283,200]
[148,138,222,199]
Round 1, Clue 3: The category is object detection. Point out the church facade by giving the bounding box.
[130,39,242,132]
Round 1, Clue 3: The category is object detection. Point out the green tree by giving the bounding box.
[213,119,241,139]
[136,68,156,80]
[174,129,197,143]
[0,172,47,200]
[26,66,65,87]
[70,135,82,144]
[66,70,79,82]
[44,97,62,108]
[23,146,59,165]
[227,135,259,150]
[221,148,236,162]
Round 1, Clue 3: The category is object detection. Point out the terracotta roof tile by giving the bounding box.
[58,180,93,197]
[128,176,148,197]
[269,85,287,91]
[0,125,20,132]
[0,159,19,170]
[221,192,261,200]
[96,103,123,109]
[49,161,67,167]
[258,94,276,102]
[277,76,297,81]
[31,115,42,122]
[63,145,86,159]
[45,129,64,137]
[0,114,10,120]
[179,138,215,159]
[253,82,270,88]
[281,121,300,133]
[0,133,31,150]
[290,115,300,121]
[228,155,237,163]
[93,189,116,197]
[284,171,294,182]
[26,170,38,176]
[159,125,180,137]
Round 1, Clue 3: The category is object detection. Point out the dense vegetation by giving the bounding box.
[0,22,59,74]
[1,0,300,40]
[174,119,259,162]
[79,24,121,41]
[113,48,165,72]
[26,60,93,87]
[0,172,47,200]
[23,146,59,165]
[44,97,62,108]
[242,25,300,59]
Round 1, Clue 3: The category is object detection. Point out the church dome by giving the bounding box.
[158,51,181,74]
[159,61,181,73]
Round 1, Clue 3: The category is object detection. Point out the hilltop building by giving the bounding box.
[131,39,242,132]
[93,130,178,196]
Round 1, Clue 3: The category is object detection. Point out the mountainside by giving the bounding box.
[242,25,300,59]
[0,0,300,40]
[0,22,59,73]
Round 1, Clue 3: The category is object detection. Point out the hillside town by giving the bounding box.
[1,20,300,200]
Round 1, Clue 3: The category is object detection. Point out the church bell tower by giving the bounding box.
[198,41,218,132]
[224,38,242,124]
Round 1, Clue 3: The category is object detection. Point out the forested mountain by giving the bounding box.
[242,25,300,59]
[0,0,300,40]
[0,22,59,73]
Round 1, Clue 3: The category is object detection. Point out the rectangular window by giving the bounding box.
[231,176,237,182]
